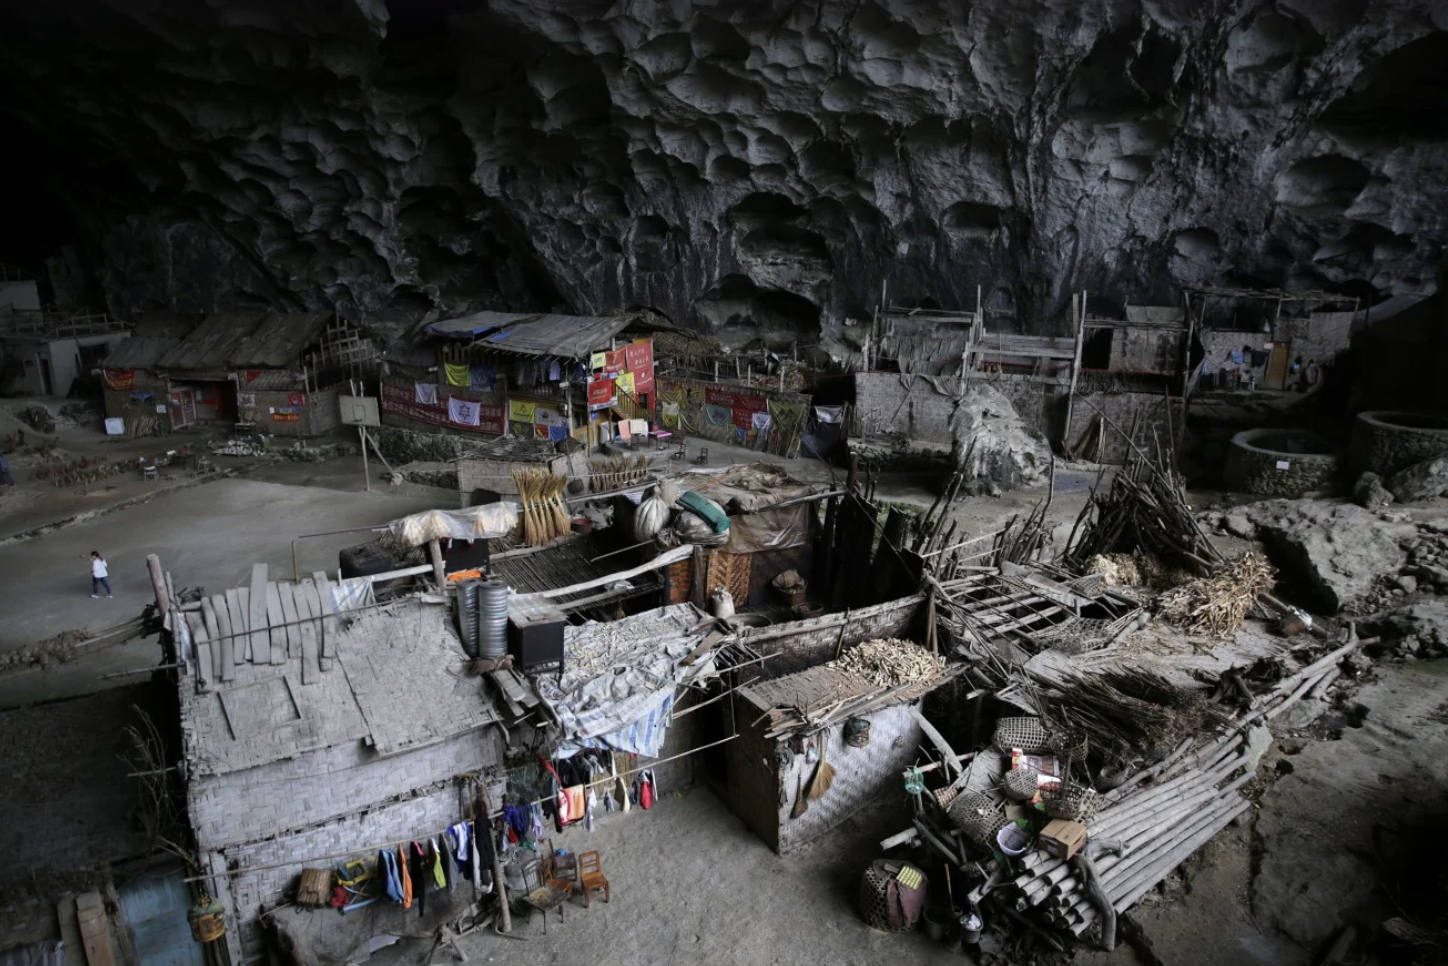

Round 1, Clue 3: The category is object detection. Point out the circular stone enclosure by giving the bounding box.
[1350,411,1448,478]
[1224,429,1340,497]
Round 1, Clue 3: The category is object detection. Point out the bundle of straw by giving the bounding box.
[588,454,650,492]
[513,468,572,546]
[1037,668,1232,759]
[1156,550,1276,638]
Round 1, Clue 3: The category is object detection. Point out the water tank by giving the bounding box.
[477,579,510,660]
[455,579,481,658]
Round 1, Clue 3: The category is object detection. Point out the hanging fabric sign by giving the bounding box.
[751,411,772,431]
[469,365,495,391]
[623,340,654,391]
[448,396,482,426]
[587,378,614,408]
[618,371,635,394]
[102,369,135,391]
[236,392,256,408]
[287,392,305,408]
[273,412,301,423]
[415,382,438,405]
[380,383,503,434]
[590,352,608,371]
[508,399,537,422]
[445,363,471,387]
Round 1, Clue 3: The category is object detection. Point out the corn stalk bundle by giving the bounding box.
[1035,668,1231,760]
[1156,550,1276,638]
[828,638,941,689]
[513,468,571,547]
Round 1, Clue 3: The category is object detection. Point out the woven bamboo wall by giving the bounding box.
[732,702,924,855]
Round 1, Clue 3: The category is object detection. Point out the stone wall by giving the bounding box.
[1223,429,1340,497]
[854,371,1064,444]
[1350,411,1448,477]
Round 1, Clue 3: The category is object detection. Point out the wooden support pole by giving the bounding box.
[429,539,446,589]
[147,554,169,620]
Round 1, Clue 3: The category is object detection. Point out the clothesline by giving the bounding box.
[182,733,738,884]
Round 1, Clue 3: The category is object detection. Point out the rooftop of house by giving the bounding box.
[179,593,499,778]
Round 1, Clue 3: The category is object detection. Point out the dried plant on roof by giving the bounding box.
[1156,550,1276,638]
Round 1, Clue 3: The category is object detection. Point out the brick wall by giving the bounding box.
[189,728,504,853]
[1276,311,1354,367]
[1110,327,1182,374]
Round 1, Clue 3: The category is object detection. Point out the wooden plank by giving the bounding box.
[56,894,87,966]
[278,582,301,659]
[223,589,247,664]
[75,890,118,966]
[211,595,236,680]
[298,578,331,672]
[199,597,228,684]
[187,612,212,690]
[296,581,319,685]
[312,570,338,664]
[250,564,270,664]
[265,582,285,665]
[237,586,253,662]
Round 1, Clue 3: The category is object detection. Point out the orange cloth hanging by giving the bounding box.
[397,845,413,909]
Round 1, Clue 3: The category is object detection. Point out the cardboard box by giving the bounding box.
[1040,819,1088,860]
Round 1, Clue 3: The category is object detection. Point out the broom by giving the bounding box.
[548,473,571,537]
[806,738,836,801]
[790,773,809,819]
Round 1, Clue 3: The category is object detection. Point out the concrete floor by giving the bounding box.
[0,478,438,652]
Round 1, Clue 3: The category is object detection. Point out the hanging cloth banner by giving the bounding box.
[590,352,608,371]
[469,365,495,391]
[448,396,482,426]
[102,369,135,391]
[445,362,471,387]
[624,340,654,391]
[618,371,635,394]
[415,382,439,405]
[508,399,537,422]
[751,411,772,431]
[587,378,614,408]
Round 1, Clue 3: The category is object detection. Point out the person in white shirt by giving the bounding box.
[90,551,112,598]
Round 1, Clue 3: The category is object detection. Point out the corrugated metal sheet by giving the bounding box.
[156,312,332,371]
[426,310,636,358]
[104,337,179,369]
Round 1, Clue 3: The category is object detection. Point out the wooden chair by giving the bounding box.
[576,850,609,907]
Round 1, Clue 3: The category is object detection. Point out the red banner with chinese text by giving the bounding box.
[380,382,503,435]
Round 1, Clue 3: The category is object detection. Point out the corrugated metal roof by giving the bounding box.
[155,311,333,370]
[425,310,636,358]
[104,337,180,369]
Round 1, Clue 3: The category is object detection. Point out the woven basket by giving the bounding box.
[1000,768,1039,802]
[1040,781,1103,823]
[1049,728,1089,771]
[859,860,924,933]
[992,716,1052,755]
[947,792,1008,851]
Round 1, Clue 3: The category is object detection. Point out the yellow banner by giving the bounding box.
[590,352,607,371]
[618,371,635,394]
[445,362,470,387]
[509,399,537,422]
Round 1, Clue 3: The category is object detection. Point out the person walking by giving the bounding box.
[90,551,112,598]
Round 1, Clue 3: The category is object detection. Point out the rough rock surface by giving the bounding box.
[1236,500,1414,612]
[949,383,1052,494]
[1253,663,1448,948]
[0,1,1446,344]
[1385,452,1448,503]
[1351,471,1394,509]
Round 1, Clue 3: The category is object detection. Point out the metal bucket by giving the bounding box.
[478,579,509,659]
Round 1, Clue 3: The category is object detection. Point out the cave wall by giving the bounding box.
[0,0,1445,352]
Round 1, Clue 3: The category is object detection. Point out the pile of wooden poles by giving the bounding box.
[513,468,571,547]
[1064,448,1221,577]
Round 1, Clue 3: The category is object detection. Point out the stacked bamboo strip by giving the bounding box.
[589,455,649,492]
[513,468,571,547]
